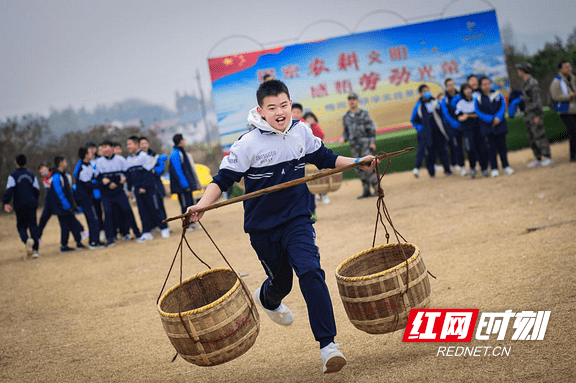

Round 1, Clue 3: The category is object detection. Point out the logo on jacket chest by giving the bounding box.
[255,150,277,165]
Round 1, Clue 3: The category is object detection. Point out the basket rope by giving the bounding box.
[156,218,258,363]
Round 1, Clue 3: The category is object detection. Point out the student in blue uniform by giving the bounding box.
[50,156,87,252]
[475,76,515,177]
[126,136,170,243]
[441,78,467,176]
[410,84,453,178]
[186,80,378,374]
[169,134,201,230]
[2,154,41,259]
[455,84,488,179]
[139,136,168,219]
[75,147,105,249]
[93,140,134,246]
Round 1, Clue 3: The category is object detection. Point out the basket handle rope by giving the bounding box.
[371,152,436,290]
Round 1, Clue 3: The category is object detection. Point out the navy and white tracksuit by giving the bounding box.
[94,155,133,242]
[475,91,510,170]
[410,98,452,177]
[455,97,488,171]
[75,160,101,245]
[442,93,465,167]
[211,108,339,348]
[2,168,40,250]
[146,149,168,217]
[126,150,167,234]
[49,170,83,247]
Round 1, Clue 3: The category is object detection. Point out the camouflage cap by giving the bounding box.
[515,61,533,74]
[347,92,359,99]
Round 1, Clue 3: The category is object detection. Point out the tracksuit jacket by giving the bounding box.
[212,108,339,233]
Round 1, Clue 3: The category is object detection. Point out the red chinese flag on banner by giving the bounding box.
[208,47,285,82]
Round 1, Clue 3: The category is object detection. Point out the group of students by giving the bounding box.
[411,74,524,179]
[2,134,204,259]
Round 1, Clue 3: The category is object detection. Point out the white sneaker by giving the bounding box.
[31,251,40,258]
[460,167,468,176]
[321,342,347,374]
[412,168,421,178]
[321,195,331,205]
[99,230,107,243]
[540,157,554,167]
[161,228,170,239]
[527,159,540,168]
[503,166,515,175]
[137,232,153,243]
[491,169,499,177]
[253,287,293,326]
[453,165,461,172]
[25,238,34,257]
[434,164,443,172]
[81,230,89,240]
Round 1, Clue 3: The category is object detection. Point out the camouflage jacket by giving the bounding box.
[342,108,376,147]
[521,76,543,117]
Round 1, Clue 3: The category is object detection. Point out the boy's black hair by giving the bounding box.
[113,142,122,148]
[85,141,96,148]
[467,74,478,81]
[38,161,49,169]
[291,103,303,111]
[100,139,113,147]
[558,59,571,69]
[54,156,65,168]
[256,79,290,107]
[173,134,184,146]
[78,147,89,160]
[478,76,490,86]
[127,135,140,143]
[16,154,27,167]
[444,78,454,86]
[418,84,429,94]
[139,136,149,142]
[263,74,272,81]
[303,111,318,123]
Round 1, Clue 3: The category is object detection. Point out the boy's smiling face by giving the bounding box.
[257,92,292,132]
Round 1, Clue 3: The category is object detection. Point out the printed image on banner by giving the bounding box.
[208,10,509,151]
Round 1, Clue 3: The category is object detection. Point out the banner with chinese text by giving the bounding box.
[208,10,509,150]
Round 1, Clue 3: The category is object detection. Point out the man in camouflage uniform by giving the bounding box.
[339,92,377,199]
[516,62,553,167]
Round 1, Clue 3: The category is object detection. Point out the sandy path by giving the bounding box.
[1,141,575,382]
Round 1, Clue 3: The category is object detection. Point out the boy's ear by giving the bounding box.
[256,106,263,116]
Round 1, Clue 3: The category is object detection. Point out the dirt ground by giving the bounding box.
[1,142,575,383]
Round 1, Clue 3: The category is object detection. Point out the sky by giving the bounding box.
[1,0,575,121]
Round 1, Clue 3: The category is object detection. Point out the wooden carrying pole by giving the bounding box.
[163,147,413,223]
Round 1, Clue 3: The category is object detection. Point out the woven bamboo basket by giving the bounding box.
[157,268,260,366]
[305,164,343,195]
[335,243,431,334]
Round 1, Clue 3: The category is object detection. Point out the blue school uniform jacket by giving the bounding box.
[94,155,127,197]
[2,168,39,210]
[169,147,200,194]
[474,91,508,136]
[126,150,155,191]
[410,98,449,147]
[49,170,77,215]
[211,108,339,233]
[74,160,96,203]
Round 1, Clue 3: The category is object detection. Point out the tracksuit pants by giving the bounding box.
[77,198,101,245]
[57,214,82,247]
[425,127,451,177]
[15,207,40,251]
[463,129,488,171]
[177,191,195,214]
[250,215,337,349]
[135,189,168,233]
[101,193,132,242]
[448,129,465,167]
[485,133,509,170]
